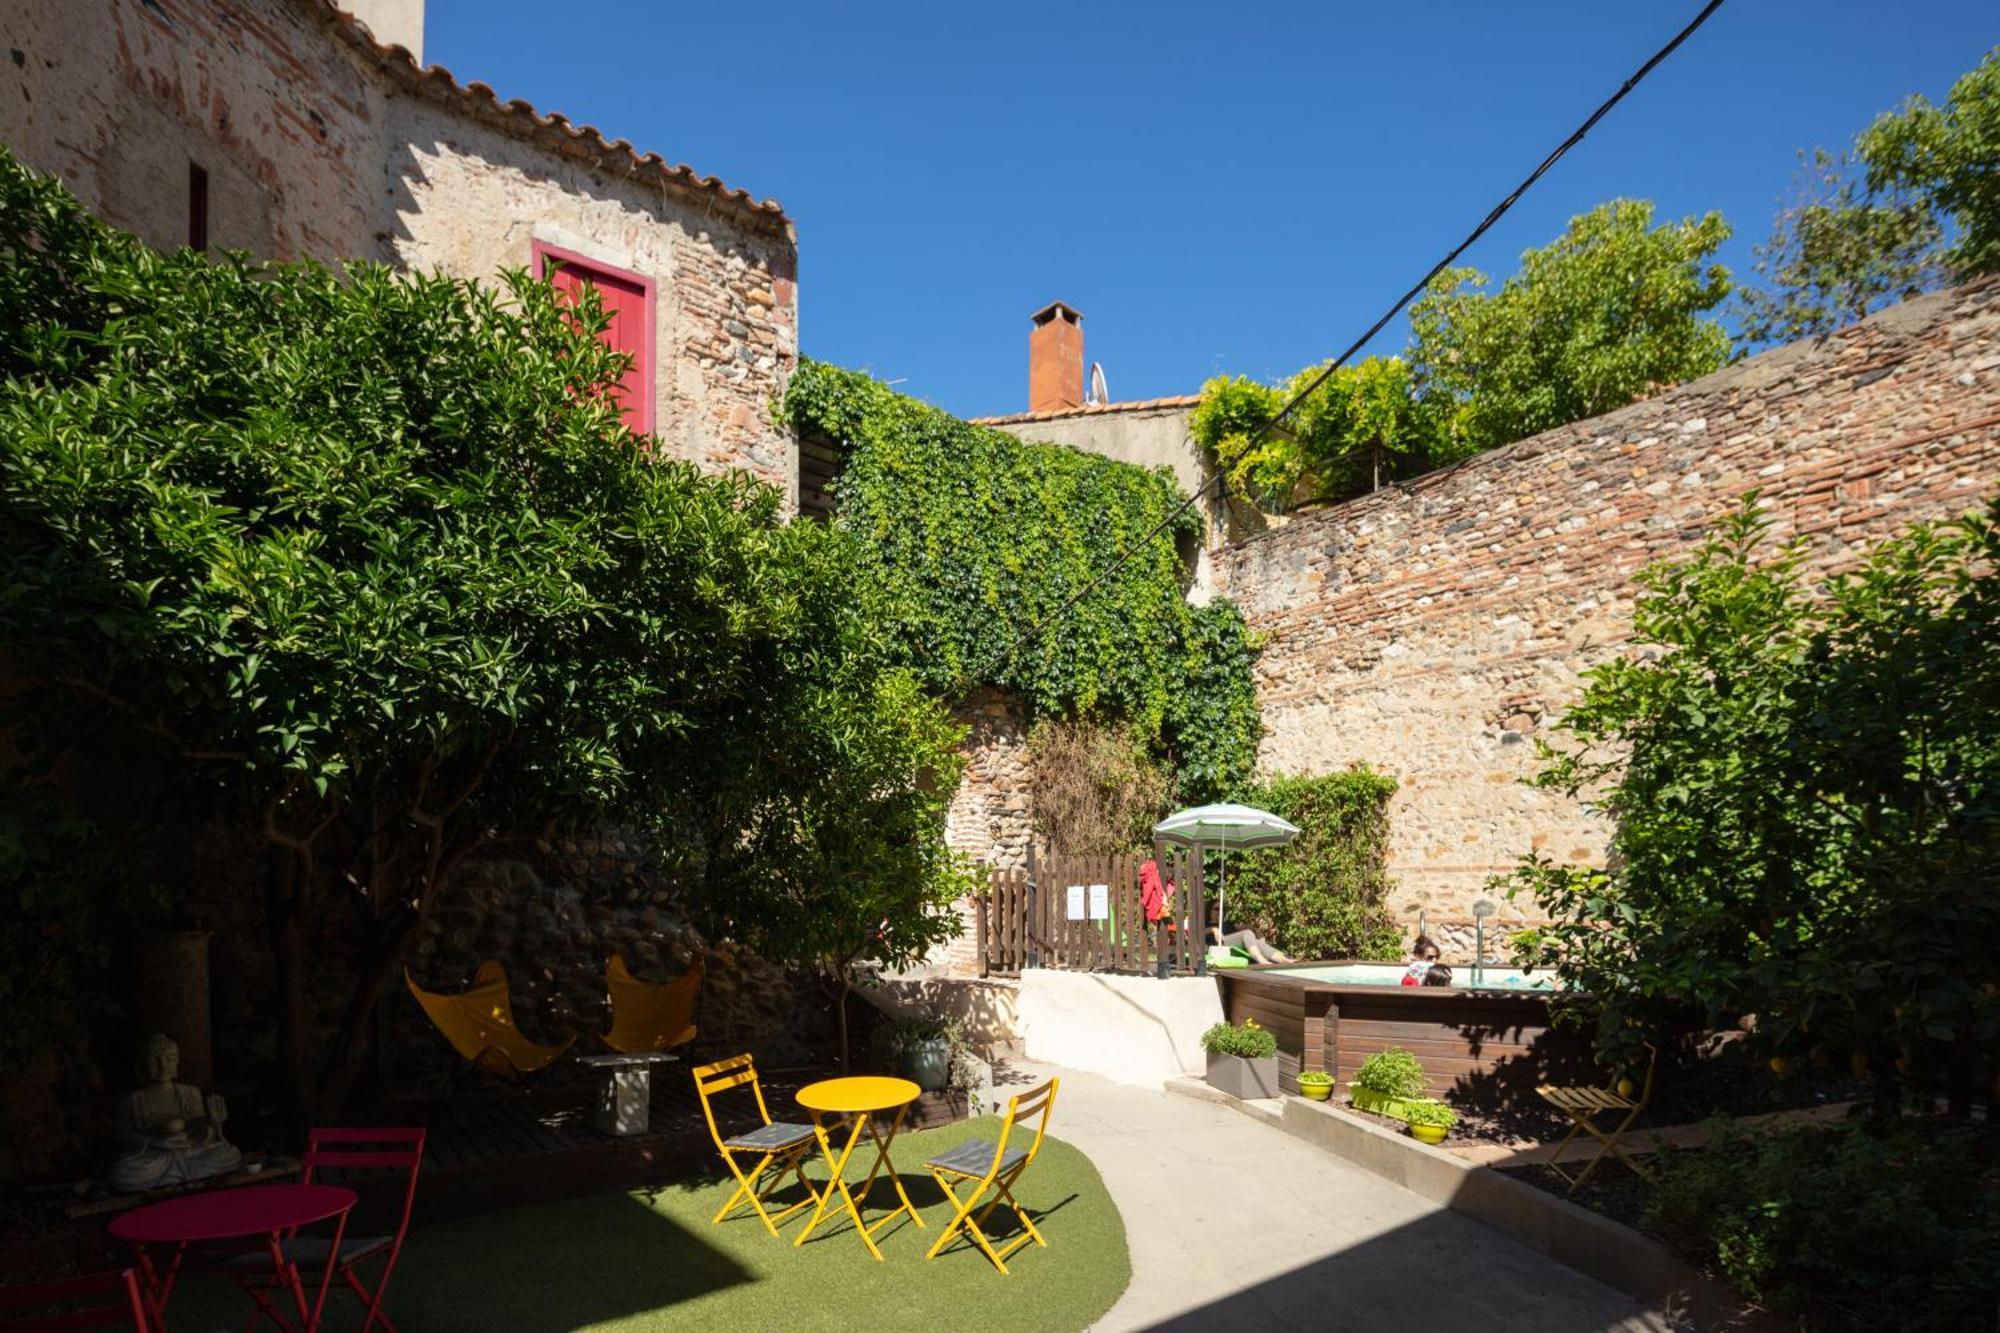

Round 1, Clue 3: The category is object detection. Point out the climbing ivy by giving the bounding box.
[782,360,1261,798]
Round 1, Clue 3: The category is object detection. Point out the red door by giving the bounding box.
[533,243,656,435]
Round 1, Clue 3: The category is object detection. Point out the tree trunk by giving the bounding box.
[834,970,853,1073]
[263,847,314,1140]
[314,908,422,1124]
[1946,1032,1973,1120]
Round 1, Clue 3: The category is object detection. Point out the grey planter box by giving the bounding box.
[1206,1052,1279,1099]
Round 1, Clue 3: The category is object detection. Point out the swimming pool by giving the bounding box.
[1273,962,1560,991]
[1214,959,1590,1098]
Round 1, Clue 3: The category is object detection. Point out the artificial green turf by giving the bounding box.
[167,1116,1131,1332]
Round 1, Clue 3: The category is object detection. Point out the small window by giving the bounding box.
[188,162,208,251]
[531,241,656,435]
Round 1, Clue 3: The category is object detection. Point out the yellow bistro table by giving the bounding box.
[793,1075,924,1260]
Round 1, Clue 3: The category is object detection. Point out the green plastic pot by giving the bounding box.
[1297,1078,1334,1101]
[1410,1123,1448,1145]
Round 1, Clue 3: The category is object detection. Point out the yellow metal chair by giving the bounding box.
[404,961,576,1077]
[603,953,703,1055]
[692,1054,821,1238]
[924,1077,1058,1275]
[1535,1042,1658,1192]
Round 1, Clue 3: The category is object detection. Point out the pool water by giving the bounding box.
[1273,962,1559,991]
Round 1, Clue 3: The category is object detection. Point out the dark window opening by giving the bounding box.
[187,162,209,252]
[798,430,848,522]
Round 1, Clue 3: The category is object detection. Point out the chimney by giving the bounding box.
[1028,301,1084,413]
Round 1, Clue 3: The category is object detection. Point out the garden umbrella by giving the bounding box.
[1150,803,1300,940]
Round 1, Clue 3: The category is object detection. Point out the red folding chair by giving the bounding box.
[227,1127,425,1333]
[0,1269,150,1331]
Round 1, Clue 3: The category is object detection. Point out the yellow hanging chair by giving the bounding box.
[602,953,704,1055]
[405,960,576,1077]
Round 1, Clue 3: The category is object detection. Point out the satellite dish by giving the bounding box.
[1087,361,1109,405]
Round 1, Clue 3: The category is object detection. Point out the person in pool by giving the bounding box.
[1421,963,1453,987]
[1401,933,1441,986]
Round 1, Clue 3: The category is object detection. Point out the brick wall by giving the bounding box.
[1217,280,2000,960]
[0,0,798,499]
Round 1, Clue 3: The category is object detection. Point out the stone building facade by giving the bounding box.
[0,0,799,497]
[1216,280,2000,959]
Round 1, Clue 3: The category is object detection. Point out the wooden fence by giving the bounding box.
[974,844,1207,977]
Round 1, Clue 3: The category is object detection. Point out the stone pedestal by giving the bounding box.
[133,930,214,1088]
[580,1053,679,1136]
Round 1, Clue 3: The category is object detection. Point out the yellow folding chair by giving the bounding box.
[1535,1042,1657,1192]
[923,1078,1058,1275]
[692,1054,821,1238]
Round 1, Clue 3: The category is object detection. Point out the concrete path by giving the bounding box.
[1009,1062,1665,1333]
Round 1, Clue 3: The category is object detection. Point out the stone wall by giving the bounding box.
[933,689,1033,976]
[0,0,798,500]
[1216,280,2000,960]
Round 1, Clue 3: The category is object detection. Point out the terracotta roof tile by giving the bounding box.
[311,1,791,236]
[970,394,1201,426]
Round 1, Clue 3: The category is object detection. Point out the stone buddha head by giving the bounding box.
[138,1032,181,1086]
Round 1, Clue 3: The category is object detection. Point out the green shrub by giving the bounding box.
[1646,1119,2000,1330]
[1403,1099,1457,1129]
[1200,1019,1277,1060]
[1222,768,1400,961]
[1351,1048,1427,1099]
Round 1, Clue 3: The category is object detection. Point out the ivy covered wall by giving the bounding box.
[782,360,1260,799]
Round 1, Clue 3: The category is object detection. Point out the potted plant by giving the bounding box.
[1405,1098,1456,1145]
[887,1014,956,1092]
[1200,1019,1279,1099]
[1349,1047,1428,1120]
[1296,1070,1335,1101]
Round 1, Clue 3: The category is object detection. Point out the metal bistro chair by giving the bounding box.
[0,1269,150,1331]
[227,1127,425,1333]
[924,1077,1059,1275]
[1536,1042,1658,1192]
[692,1054,821,1238]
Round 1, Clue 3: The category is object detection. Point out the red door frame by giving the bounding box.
[531,240,657,435]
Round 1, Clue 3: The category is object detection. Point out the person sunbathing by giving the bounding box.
[1209,909,1296,965]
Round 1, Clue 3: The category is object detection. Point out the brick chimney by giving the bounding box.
[1028,301,1084,413]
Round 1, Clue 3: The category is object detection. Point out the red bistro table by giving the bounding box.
[109,1182,356,1331]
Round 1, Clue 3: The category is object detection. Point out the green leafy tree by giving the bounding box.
[1737,149,1945,348]
[1190,357,1446,506]
[1859,45,2000,277]
[1502,497,2000,1112]
[1409,200,1733,454]
[0,152,965,1122]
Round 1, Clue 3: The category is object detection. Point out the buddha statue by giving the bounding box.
[108,1032,243,1192]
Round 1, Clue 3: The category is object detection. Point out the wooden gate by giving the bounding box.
[974,844,1206,977]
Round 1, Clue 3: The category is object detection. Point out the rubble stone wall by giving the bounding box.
[1217,280,2000,961]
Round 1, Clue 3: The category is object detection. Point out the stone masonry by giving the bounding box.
[0,0,799,499]
[936,689,1034,976]
[1217,280,2000,960]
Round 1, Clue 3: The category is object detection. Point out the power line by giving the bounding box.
[970,0,1727,685]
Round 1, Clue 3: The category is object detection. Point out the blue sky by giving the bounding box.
[428,2,1996,420]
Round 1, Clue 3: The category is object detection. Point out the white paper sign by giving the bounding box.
[1066,885,1086,920]
[1088,884,1109,920]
